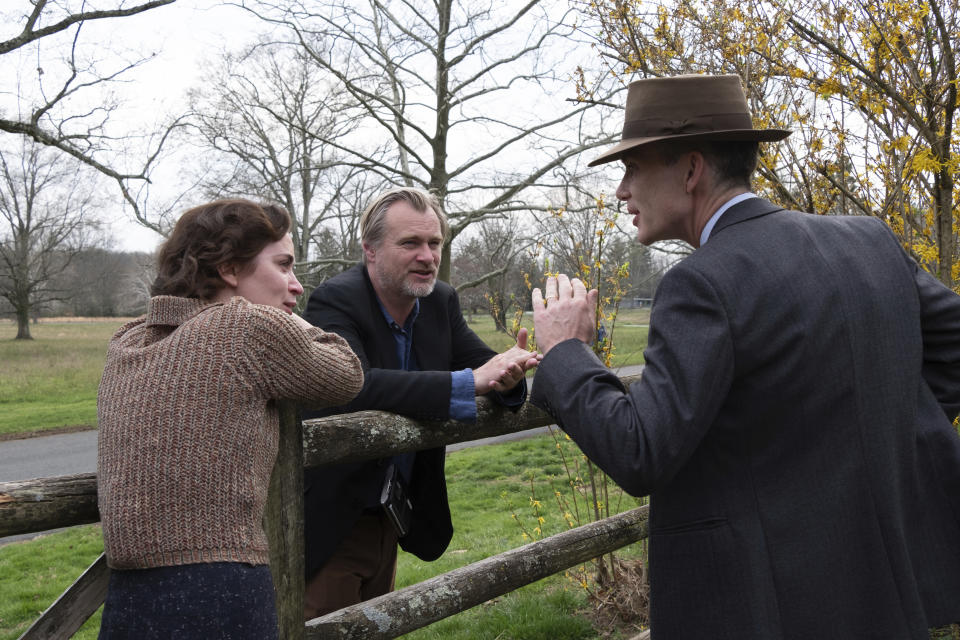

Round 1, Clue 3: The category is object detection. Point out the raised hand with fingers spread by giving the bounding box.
[531,274,599,355]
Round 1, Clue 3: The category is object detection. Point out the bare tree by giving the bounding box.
[237,0,620,281]
[0,138,102,339]
[528,173,667,306]
[452,217,538,332]
[1,0,182,229]
[185,41,385,282]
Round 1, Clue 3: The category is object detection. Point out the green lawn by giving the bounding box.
[0,313,648,439]
[469,309,650,371]
[0,524,105,639]
[5,434,959,639]
[0,320,130,437]
[0,433,647,640]
[4,314,958,639]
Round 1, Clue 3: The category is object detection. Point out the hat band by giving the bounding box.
[622,112,754,139]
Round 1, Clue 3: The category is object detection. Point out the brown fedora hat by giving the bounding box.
[589,74,791,167]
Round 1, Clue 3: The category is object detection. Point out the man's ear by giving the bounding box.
[361,241,376,264]
[684,151,706,194]
[217,262,239,288]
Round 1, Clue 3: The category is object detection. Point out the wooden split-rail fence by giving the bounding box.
[0,373,649,639]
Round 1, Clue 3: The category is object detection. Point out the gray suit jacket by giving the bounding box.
[531,198,960,639]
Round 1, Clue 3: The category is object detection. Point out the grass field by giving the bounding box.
[0,310,648,439]
[0,524,105,639]
[0,433,647,640]
[0,320,132,437]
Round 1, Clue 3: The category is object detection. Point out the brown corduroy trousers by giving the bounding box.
[304,511,399,620]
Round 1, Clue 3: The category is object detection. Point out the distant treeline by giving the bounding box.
[0,248,154,320]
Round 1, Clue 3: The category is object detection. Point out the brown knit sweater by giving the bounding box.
[97,295,363,570]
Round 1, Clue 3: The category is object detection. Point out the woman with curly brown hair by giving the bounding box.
[96,199,363,639]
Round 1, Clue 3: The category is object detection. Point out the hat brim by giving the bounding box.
[588,129,792,167]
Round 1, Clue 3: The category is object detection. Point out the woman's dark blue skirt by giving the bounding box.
[98,562,278,639]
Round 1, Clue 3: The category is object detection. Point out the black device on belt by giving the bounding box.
[380,463,413,537]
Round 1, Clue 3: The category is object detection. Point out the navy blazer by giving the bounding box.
[302,265,525,576]
[532,199,960,639]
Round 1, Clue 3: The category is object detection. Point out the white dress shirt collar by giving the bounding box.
[699,192,758,247]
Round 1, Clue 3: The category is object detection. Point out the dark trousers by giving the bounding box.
[304,511,399,620]
[99,562,277,639]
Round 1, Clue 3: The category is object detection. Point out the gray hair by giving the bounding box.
[360,187,449,263]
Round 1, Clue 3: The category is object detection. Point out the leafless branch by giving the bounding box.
[0,0,178,55]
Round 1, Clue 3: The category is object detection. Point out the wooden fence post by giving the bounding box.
[265,401,304,640]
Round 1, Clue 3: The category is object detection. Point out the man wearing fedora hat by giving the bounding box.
[530,74,960,638]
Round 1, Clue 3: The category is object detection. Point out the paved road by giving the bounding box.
[0,363,643,544]
[0,430,98,483]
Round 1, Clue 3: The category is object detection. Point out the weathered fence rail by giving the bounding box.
[1,373,647,639]
[0,473,98,538]
[307,505,649,639]
[301,390,562,467]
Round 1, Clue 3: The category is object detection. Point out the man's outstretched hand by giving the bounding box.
[474,327,542,394]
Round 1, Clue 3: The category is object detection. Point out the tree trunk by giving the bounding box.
[937,171,955,289]
[16,305,32,339]
[439,243,451,283]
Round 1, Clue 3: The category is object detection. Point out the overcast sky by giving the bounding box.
[104,1,266,252]
[3,1,267,253]
[5,1,611,254]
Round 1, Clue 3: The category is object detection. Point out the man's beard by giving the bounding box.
[402,278,436,298]
[376,260,436,299]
